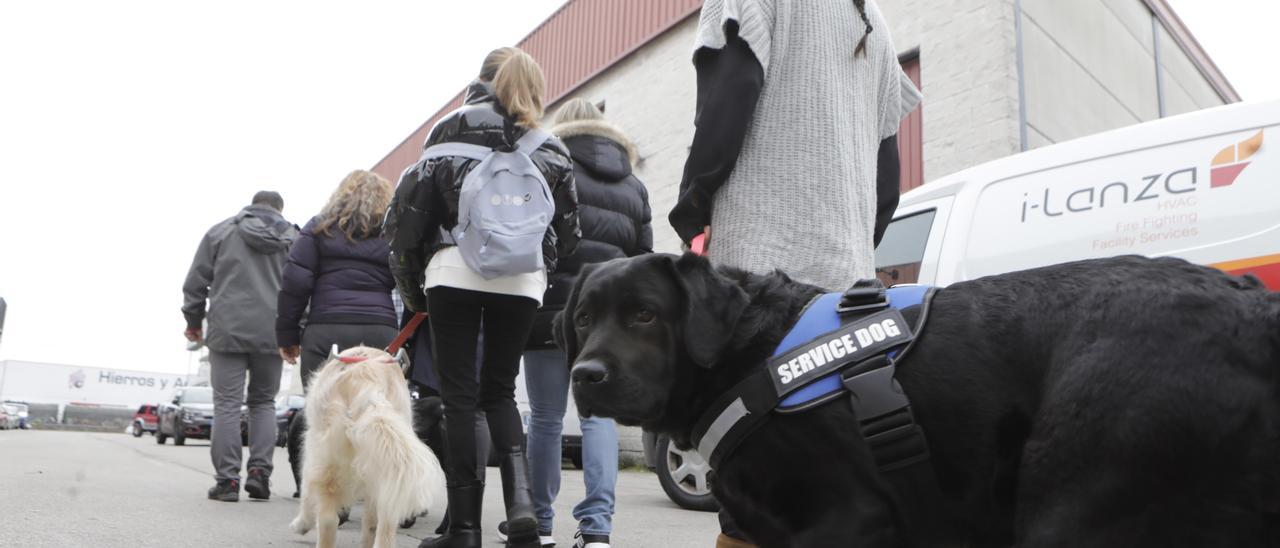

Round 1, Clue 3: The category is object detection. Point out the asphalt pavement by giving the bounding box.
[0,429,719,547]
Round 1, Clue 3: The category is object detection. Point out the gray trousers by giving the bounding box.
[209,350,282,481]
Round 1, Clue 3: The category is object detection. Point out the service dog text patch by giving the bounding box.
[768,309,912,397]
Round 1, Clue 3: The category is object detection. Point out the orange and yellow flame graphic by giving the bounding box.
[1210,129,1263,188]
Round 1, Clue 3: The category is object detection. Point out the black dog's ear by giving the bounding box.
[665,253,750,368]
[554,262,601,369]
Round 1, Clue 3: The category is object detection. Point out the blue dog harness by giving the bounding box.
[690,281,937,472]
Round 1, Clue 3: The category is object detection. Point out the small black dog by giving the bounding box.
[559,253,1280,547]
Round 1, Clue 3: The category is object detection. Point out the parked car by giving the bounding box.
[157,387,213,446]
[3,402,29,430]
[275,394,305,447]
[157,387,249,446]
[876,100,1280,289]
[0,405,14,430]
[131,404,160,437]
[642,431,719,512]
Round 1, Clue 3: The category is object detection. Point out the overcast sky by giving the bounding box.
[1,0,1276,376]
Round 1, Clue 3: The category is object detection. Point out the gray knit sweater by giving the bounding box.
[696,0,921,291]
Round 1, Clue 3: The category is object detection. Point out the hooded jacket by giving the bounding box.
[384,81,581,312]
[526,118,653,349]
[275,216,397,348]
[183,204,298,353]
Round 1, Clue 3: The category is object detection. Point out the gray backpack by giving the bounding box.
[421,129,555,279]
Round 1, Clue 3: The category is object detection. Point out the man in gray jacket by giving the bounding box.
[182,191,297,502]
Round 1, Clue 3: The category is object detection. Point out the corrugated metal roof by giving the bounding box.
[372,0,702,182]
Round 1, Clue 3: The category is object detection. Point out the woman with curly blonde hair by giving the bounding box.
[277,169,398,390]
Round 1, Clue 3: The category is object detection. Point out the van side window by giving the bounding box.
[875,210,936,286]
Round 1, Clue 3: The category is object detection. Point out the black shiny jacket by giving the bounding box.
[384,81,581,311]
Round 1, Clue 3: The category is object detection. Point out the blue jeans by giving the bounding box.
[523,348,618,535]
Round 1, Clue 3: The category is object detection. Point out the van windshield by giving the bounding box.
[875,210,936,285]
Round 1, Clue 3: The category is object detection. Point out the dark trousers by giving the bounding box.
[428,286,538,487]
[299,322,398,392]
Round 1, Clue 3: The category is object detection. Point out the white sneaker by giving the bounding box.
[498,521,556,546]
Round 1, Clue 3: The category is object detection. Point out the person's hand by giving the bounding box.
[184,328,203,343]
[279,346,301,365]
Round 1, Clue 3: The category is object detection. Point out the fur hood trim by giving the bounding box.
[551,119,638,167]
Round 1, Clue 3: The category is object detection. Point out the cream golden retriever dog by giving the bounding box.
[290,345,444,548]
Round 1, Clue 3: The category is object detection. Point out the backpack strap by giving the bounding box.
[421,142,492,162]
[514,128,551,155]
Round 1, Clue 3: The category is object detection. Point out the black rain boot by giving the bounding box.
[498,449,539,548]
[419,485,483,548]
[431,410,491,536]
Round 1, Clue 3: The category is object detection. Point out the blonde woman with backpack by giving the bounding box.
[384,47,580,548]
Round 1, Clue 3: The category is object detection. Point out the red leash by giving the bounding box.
[388,312,427,355]
[334,311,426,366]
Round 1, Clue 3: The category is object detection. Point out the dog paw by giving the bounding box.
[289,515,312,535]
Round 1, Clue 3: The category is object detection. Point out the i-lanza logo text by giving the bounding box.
[1020,130,1263,223]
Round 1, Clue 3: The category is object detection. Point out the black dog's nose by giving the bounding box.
[571,360,608,385]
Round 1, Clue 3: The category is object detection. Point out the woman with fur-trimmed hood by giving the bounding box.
[528,99,653,348]
[521,98,652,548]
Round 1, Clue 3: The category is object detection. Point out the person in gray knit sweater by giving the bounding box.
[668,1,921,546]
[670,0,921,292]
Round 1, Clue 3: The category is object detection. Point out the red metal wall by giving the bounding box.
[897,56,924,192]
[372,0,703,182]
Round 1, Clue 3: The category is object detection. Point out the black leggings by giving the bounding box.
[429,286,538,486]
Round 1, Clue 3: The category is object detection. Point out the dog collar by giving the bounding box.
[327,345,413,375]
[689,283,936,471]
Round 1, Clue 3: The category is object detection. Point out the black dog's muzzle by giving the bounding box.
[571,360,609,385]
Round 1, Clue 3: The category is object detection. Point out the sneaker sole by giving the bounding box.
[244,482,270,500]
[503,517,539,545]
[208,494,239,502]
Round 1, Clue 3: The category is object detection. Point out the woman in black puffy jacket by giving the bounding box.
[384,47,580,548]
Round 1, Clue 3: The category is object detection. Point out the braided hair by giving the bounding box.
[853,0,874,56]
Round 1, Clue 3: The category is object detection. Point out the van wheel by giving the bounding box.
[655,434,719,512]
[132,422,144,438]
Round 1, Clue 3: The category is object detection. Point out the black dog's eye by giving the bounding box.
[575,314,592,328]
[635,309,655,323]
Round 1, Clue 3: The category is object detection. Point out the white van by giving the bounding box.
[876,100,1279,290]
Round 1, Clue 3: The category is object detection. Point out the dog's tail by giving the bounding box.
[350,391,445,523]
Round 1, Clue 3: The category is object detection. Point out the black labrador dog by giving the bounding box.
[557,253,1280,547]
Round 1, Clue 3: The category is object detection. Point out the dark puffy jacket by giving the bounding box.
[384,81,581,312]
[275,216,397,348]
[183,204,298,353]
[527,118,653,349]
